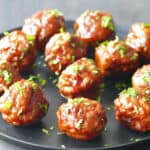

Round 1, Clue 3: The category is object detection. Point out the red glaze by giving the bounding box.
[114,88,150,132]
[45,32,87,75]
[57,97,107,140]
[22,9,65,50]
[0,79,49,126]
[58,57,102,98]
[132,64,150,95]
[0,30,37,73]
[125,22,150,63]
[74,10,115,44]
[95,38,139,78]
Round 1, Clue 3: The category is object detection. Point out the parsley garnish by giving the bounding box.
[0,70,12,84]
[120,88,137,97]
[3,101,12,110]
[101,16,114,31]
[3,31,10,36]
[26,35,35,44]
[141,22,150,28]
[119,44,126,57]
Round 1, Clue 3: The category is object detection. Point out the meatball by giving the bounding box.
[114,87,150,132]
[74,10,115,44]
[0,62,21,94]
[45,32,87,75]
[22,9,65,50]
[57,97,107,140]
[57,57,102,98]
[132,64,150,95]
[125,22,150,63]
[0,79,49,126]
[0,30,37,72]
[95,37,139,77]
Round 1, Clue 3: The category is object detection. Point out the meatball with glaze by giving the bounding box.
[0,30,37,73]
[57,97,107,140]
[125,22,150,63]
[0,61,21,94]
[132,64,150,95]
[95,37,139,77]
[0,79,49,126]
[45,32,87,75]
[74,10,115,44]
[114,87,150,132]
[57,57,102,98]
[22,9,65,50]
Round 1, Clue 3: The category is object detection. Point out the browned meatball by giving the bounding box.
[57,58,102,98]
[22,9,65,50]
[95,37,139,77]
[114,87,150,132]
[0,79,49,126]
[0,30,37,72]
[57,97,107,140]
[125,22,150,62]
[0,62,21,93]
[45,32,87,75]
[132,64,150,95]
[74,10,115,44]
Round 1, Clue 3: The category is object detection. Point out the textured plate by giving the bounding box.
[0,21,150,150]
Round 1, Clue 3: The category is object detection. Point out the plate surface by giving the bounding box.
[0,21,150,150]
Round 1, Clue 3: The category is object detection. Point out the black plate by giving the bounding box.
[0,21,150,150]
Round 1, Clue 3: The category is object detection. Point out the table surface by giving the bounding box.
[0,0,150,149]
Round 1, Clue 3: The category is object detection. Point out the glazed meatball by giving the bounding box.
[22,9,65,50]
[125,22,150,62]
[45,32,87,75]
[0,62,21,93]
[74,10,115,44]
[114,87,150,132]
[57,57,102,98]
[95,37,139,77]
[57,97,107,140]
[132,64,150,95]
[0,30,37,72]
[0,79,49,126]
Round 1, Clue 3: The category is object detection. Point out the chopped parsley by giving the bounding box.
[142,69,150,82]
[0,70,12,84]
[141,22,150,28]
[26,35,35,44]
[59,27,65,33]
[3,31,10,36]
[120,88,137,97]
[15,83,25,96]
[70,42,76,48]
[28,74,46,87]
[42,128,51,136]
[130,53,138,61]
[69,97,84,104]
[115,82,127,91]
[39,103,49,114]
[101,16,114,31]
[119,44,126,57]
[3,101,12,110]
[73,64,85,73]
[100,40,109,46]
[46,9,63,17]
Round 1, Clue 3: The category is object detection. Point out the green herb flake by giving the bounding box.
[143,69,150,83]
[143,95,150,102]
[75,119,84,129]
[115,82,127,91]
[24,47,28,52]
[15,83,24,96]
[141,22,150,28]
[26,35,35,43]
[42,128,51,136]
[39,103,49,114]
[59,27,65,33]
[130,53,138,61]
[101,16,114,31]
[100,40,109,46]
[0,70,12,84]
[61,144,66,149]
[73,65,85,73]
[119,44,126,57]
[133,105,139,114]
[3,101,12,110]
[70,98,84,105]
[70,42,76,48]
[104,144,112,148]
[40,79,46,87]
[64,33,71,41]
[3,31,10,36]
[120,88,137,97]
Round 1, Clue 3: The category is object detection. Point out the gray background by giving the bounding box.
[0,0,149,149]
